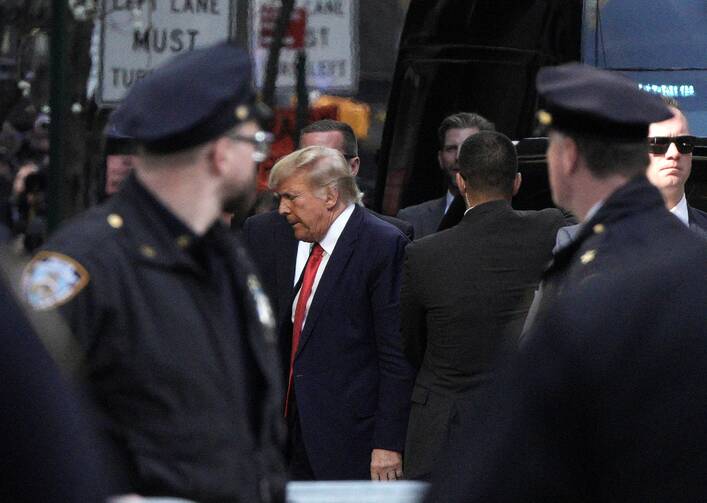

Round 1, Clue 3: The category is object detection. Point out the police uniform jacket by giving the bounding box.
[23,174,285,503]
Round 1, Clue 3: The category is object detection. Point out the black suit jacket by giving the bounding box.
[400,200,566,480]
[428,177,707,502]
[688,204,707,239]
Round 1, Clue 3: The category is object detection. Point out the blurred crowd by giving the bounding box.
[0,107,50,251]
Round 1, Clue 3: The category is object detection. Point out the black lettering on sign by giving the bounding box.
[306,26,331,48]
[307,59,347,78]
[170,0,221,14]
[111,67,154,89]
[311,0,343,16]
[133,28,199,53]
[111,0,156,11]
[278,61,294,77]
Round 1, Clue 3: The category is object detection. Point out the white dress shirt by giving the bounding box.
[669,194,690,227]
[291,204,355,328]
[444,190,455,214]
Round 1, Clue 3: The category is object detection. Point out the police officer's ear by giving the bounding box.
[554,134,580,176]
[209,137,234,175]
[563,136,581,175]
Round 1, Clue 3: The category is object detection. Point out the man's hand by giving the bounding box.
[370,448,403,481]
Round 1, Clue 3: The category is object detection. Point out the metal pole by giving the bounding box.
[48,0,68,232]
[261,0,295,108]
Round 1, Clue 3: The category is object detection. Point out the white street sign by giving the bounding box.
[251,0,358,93]
[98,0,234,106]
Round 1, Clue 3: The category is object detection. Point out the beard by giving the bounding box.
[223,188,256,218]
[222,170,258,229]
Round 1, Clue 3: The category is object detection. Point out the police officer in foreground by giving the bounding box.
[22,42,285,502]
[426,63,707,502]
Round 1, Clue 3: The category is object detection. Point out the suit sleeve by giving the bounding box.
[400,243,427,368]
[368,233,416,452]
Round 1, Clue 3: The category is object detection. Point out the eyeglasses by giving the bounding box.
[227,130,275,162]
[648,136,696,155]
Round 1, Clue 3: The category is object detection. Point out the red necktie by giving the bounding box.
[284,243,324,416]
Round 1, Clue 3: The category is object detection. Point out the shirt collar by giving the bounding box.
[445,191,455,213]
[318,203,355,256]
[669,193,690,227]
[584,199,604,223]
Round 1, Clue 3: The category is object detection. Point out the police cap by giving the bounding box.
[112,41,268,154]
[536,63,672,141]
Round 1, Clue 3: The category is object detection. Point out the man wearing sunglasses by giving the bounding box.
[553,101,707,252]
[21,42,286,502]
[647,102,707,234]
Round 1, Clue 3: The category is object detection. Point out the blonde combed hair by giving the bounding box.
[269,146,362,204]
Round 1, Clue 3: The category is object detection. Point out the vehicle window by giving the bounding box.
[582,0,707,135]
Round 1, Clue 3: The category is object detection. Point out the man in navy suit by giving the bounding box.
[244,146,414,481]
[299,119,414,240]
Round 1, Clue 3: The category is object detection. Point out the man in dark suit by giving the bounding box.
[299,119,414,240]
[647,101,707,237]
[427,64,707,502]
[397,113,494,238]
[244,146,414,481]
[401,131,566,480]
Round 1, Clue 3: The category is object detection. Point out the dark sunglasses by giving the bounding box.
[648,136,696,155]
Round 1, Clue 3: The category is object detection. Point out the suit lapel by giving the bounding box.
[295,206,362,358]
[275,217,298,324]
[688,206,707,240]
[426,196,447,231]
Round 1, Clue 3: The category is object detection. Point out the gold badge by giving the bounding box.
[107,213,123,229]
[235,105,249,121]
[537,110,553,126]
[580,249,597,264]
[176,235,191,249]
[139,244,157,258]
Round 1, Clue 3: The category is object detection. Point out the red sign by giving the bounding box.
[258,5,307,50]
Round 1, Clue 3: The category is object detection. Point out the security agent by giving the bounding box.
[22,42,286,503]
[551,97,706,251]
[426,63,707,502]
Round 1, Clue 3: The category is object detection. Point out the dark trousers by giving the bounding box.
[287,397,315,480]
